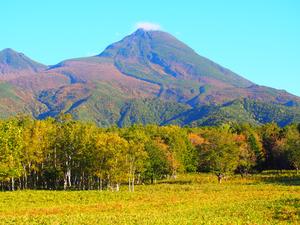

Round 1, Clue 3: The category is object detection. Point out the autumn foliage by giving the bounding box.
[0,115,299,190]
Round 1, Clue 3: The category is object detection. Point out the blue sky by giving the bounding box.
[1,0,300,95]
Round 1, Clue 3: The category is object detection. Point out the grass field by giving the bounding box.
[0,172,299,225]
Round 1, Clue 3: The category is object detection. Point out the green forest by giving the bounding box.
[0,114,300,191]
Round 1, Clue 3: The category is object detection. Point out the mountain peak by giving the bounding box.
[131,28,152,39]
[0,48,24,60]
[0,48,46,74]
[99,28,253,89]
[1,48,18,54]
[133,28,150,36]
[131,28,174,40]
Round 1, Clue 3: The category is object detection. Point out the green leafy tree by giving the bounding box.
[143,138,174,183]
[283,125,300,174]
[197,127,240,183]
[95,132,129,191]
[0,118,23,190]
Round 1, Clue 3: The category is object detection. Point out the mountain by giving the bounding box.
[0,29,300,126]
[101,29,253,91]
[0,48,46,76]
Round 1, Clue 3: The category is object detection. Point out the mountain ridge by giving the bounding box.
[0,29,299,126]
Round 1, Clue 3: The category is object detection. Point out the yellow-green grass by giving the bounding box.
[0,172,299,225]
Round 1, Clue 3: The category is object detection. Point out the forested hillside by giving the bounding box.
[1,115,299,191]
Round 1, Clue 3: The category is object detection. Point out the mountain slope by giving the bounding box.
[101,29,252,86]
[100,29,254,103]
[0,30,300,126]
[98,29,299,106]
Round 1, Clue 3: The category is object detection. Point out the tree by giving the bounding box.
[143,138,173,183]
[286,142,300,174]
[261,123,288,170]
[20,118,50,189]
[127,140,148,191]
[283,125,300,174]
[95,132,129,191]
[0,118,23,190]
[121,127,149,191]
[232,124,264,175]
[235,134,257,176]
[247,131,264,171]
[197,127,240,183]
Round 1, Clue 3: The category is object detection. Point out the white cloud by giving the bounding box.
[135,22,162,31]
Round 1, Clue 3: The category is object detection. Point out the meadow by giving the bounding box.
[0,172,299,225]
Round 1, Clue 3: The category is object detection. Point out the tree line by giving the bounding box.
[0,115,299,191]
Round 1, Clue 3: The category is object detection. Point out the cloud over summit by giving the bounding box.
[135,22,161,31]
